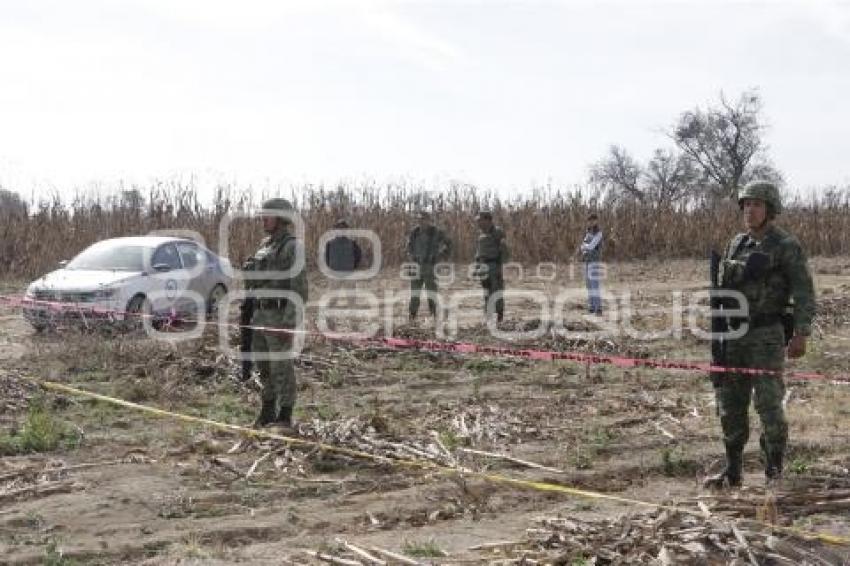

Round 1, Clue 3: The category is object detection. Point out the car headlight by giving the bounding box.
[93,288,118,300]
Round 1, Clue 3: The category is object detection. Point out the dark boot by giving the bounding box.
[277,405,293,428]
[765,450,783,484]
[252,399,277,428]
[704,449,743,489]
[428,302,437,318]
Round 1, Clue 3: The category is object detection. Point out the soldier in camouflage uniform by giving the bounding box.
[705,181,815,488]
[244,198,309,428]
[475,211,510,323]
[407,211,452,321]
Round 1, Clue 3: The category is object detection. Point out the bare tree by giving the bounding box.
[644,148,700,203]
[590,145,644,201]
[670,89,779,199]
[742,159,784,187]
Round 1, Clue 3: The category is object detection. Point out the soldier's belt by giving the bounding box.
[256,298,289,310]
[728,313,781,330]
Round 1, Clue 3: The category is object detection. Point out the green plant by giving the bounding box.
[574,501,596,512]
[324,367,344,388]
[202,394,252,423]
[464,358,511,373]
[588,426,614,451]
[438,429,460,451]
[402,539,447,558]
[788,455,812,475]
[660,446,696,477]
[44,538,77,566]
[0,399,77,455]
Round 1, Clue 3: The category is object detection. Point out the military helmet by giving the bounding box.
[476,210,493,221]
[738,181,782,215]
[261,198,293,212]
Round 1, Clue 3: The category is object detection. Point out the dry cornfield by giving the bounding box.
[1,182,849,279]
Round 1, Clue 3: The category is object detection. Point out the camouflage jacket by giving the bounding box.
[721,225,815,336]
[475,226,509,264]
[407,225,451,265]
[246,228,309,328]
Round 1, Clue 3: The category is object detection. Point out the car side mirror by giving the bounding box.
[58,260,69,268]
[152,263,172,272]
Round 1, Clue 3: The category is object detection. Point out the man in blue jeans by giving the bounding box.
[579,213,603,315]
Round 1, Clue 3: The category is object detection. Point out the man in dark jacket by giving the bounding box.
[325,219,362,273]
[324,219,362,328]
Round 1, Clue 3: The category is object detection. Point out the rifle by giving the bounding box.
[709,250,727,389]
[239,297,255,381]
[240,257,257,381]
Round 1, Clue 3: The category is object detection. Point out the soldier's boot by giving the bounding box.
[703,450,743,489]
[760,435,784,486]
[252,399,277,428]
[267,406,296,435]
[277,405,293,428]
[764,450,783,487]
[428,300,437,318]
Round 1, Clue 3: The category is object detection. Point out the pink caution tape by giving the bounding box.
[1,293,847,385]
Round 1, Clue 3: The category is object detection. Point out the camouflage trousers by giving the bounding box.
[480,261,505,318]
[409,263,438,316]
[716,323,787,463]
[251,319,297,411]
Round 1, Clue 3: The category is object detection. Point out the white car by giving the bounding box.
[23,236,232,331]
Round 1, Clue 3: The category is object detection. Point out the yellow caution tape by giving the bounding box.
[33,378,850,547]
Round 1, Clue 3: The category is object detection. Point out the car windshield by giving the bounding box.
[66,243,149,271]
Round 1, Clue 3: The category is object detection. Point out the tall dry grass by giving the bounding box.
[1,182,848,279]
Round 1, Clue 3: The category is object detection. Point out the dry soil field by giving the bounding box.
[1,258,850,565]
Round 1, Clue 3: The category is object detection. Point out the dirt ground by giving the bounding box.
[1,259,850,565]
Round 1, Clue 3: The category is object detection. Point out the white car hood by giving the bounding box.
[32,269,141,291]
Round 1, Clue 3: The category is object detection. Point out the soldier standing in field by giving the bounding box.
[475,211,509,323]
[407,211,452,321]
[704,181,815,488]
[244,198,309,429]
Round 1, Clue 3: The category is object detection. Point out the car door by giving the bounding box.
[150,243,190,316]
[176,241,211,314]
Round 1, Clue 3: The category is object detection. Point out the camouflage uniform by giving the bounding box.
[246,199,309,427]
[407,220,451,318]
[475,221,510,321]
[712,182,815,485]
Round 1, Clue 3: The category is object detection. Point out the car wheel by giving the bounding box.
[125,294,153,330]
[206,284,228,318]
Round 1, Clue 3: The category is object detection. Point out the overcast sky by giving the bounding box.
[1,0,848,199]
